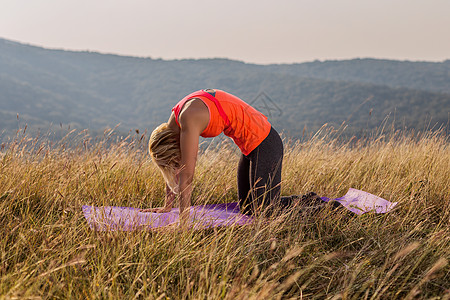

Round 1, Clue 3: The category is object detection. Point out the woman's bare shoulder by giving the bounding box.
[179,99,210,132]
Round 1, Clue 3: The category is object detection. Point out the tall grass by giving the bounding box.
[0,126,449,299]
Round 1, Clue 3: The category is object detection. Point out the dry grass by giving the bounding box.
[0,126,449,299]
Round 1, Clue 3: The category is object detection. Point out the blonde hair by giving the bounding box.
[149,123,181,194]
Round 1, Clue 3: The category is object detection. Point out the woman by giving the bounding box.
[142,89,297,216]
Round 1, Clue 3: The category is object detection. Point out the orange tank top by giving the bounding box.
[172,89,271,155]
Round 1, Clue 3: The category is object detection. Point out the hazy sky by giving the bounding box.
[1,0,449,64]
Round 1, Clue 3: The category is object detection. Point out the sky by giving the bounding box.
[1,0,449,64]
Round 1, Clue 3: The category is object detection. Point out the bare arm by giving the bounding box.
[177,99,209,217]
[142,98,209,216]
[178,125,200,215]
[164,183,176,209]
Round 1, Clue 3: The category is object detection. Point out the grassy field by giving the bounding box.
[0,126,449,299]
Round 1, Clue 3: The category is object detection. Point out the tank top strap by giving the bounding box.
[173,90,231,127]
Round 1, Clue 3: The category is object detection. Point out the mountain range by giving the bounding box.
[1,37,449,140]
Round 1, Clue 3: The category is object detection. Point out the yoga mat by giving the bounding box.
[82,202,253,231]
[82,189,397,231]
[321,188,398,215]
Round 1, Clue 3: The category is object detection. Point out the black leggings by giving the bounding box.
[238,127,292,215]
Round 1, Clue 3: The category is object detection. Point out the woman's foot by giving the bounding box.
[292,193,356,217]
[292,192,324,207]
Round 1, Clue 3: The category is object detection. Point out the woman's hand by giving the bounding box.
[140,206,173,213]
[141,184,176,213]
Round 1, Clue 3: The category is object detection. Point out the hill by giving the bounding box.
[0,38,449,139]
[264,59,450,94]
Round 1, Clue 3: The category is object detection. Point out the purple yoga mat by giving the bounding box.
[82,189,397,231]
[321,188,398,215]
[82,202,253,231]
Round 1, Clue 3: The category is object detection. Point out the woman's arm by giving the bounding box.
[164,183,176,209]
[177,99,210,216]
[178,126,200,215]
[142,99,208,217]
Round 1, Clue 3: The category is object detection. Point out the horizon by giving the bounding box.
[1,0,449,64]
[2,36,449,65]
